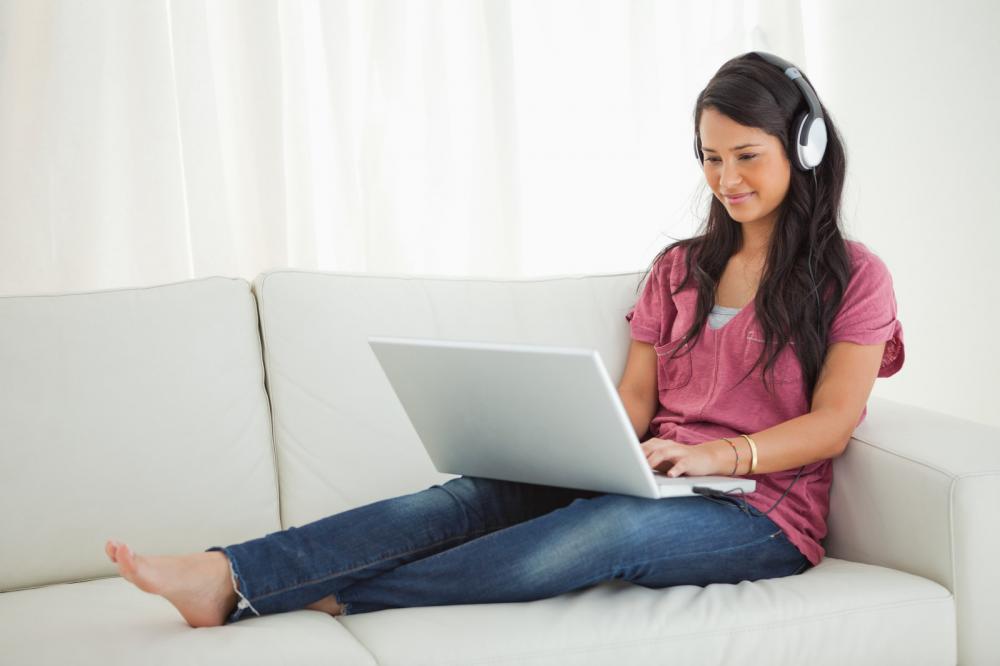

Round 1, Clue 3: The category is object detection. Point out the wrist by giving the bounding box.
[739,433,758,475]
[708,439,736,476]
[716,437,752,476]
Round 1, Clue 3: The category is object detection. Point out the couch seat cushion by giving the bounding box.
[0,577,375,666]
[338,557,954,665]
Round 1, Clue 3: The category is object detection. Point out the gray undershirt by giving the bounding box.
[707,304,742,330]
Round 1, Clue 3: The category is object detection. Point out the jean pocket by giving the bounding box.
[654,338,693,390]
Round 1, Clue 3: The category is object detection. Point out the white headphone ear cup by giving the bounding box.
[793,113,811,170]
[795,114,828,169]
[804,117,828,168]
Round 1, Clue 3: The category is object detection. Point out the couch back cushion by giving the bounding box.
[253,269,644,528]
[0,278,281,591]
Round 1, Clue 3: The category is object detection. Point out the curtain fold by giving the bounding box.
[0,0,805,295]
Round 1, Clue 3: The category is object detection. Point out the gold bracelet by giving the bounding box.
[739,434,758,474]
[721,437,738,476]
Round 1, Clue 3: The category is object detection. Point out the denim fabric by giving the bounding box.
[206,475,810,622]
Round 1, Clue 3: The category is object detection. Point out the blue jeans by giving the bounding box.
[206,476,810,622]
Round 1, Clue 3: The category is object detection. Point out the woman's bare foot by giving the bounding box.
[305,594,344,617]
[105,539,238,628]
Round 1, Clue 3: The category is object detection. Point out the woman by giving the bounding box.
[105,51,904,627]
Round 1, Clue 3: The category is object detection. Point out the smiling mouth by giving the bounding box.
[724,192,754,203]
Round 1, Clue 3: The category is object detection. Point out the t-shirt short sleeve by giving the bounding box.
[625,247,678,345]
[827,247,905,377]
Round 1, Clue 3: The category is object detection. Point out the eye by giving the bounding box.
[702,154,756,164]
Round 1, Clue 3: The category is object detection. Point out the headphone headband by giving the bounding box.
[750,51,825,122]
[694,51,828,171]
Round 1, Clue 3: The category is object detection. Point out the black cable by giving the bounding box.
[693,165,823,518]
[695,167,818,518]
[694,464,806,517]
[807,167,822,315]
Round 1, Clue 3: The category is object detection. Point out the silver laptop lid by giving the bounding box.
[367,336,665,497]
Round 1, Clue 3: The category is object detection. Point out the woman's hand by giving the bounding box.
[640,437,727,477]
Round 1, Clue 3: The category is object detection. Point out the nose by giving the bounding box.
[719,160,742,190]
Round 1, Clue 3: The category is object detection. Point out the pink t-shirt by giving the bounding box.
[625,239,905,566]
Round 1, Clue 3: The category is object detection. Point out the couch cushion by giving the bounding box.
[338,557,954,666]
[0,277,280,591]
[0,577,376,666]
[252,269,643,527]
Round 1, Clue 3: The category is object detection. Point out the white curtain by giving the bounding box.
[0,0,806,296]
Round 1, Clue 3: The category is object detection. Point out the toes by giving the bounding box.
[105,540,119,563]
[116,542,137,578]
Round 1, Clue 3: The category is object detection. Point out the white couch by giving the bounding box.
[0,269,994,665]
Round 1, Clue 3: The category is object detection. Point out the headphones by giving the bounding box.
[694,51,828,171]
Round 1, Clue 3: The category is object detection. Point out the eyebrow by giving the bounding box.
[700,143,762,153]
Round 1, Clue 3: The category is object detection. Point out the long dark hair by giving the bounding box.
[641,52,852,399]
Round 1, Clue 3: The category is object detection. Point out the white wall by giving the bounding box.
[801,0,999,426]
[1,1,993,427]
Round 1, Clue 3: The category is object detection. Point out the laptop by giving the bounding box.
[367,336,755,500]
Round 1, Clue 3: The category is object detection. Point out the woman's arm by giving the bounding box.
[647,340,888,477]
[616,339,659,439]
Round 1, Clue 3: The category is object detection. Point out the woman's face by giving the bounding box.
[698,107,791,231]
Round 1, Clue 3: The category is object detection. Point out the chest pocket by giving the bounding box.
[743,333,803,385]
[653,338,693,390]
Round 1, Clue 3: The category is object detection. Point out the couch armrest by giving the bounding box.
[826,395,1000,665]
